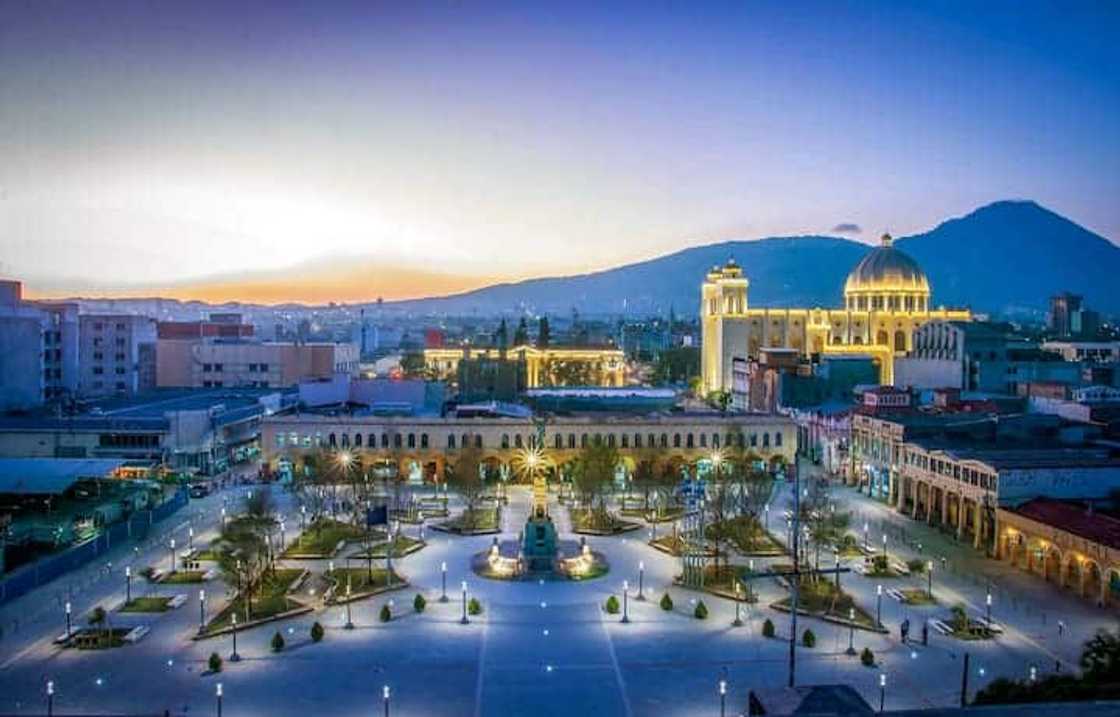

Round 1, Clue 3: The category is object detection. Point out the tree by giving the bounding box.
[537,316,551,348]
[573,441,618,518]
[632,445,666,513]
[513,317,529,346]
[87,605,110,647]
[399,352,427,378]
[446,439,485,529]
[493,319,508,349]
[1081,628,1120,681]
[652,347,700,385]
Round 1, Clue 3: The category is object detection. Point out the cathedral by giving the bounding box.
[701,233,970,391]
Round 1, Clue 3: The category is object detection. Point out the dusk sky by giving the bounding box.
[2,1,1118,304]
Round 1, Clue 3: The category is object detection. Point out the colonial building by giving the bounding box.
[701,233,970,392]
[262,411,796,484]
[424,345,626,388]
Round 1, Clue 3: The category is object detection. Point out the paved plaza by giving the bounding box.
[1,468,1116,716]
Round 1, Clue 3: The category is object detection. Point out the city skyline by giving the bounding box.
[2,1,1118,304]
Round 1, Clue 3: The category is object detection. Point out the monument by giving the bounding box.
[521,419,558,571]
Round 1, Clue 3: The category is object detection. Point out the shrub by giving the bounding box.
[802,628,816,648]
[907,559,927,574]
[380,604,392,622]
[310,622,324,642]
[605,595,620,614]
[468,597,482,616]
[871,555,889,573]
[271,631,285,652]
[141,566,156,580]
[660,593,674,611]
[208,652,222,673]
[694,600,709,620]
[861,647,875,666]
[414,594,427,613]
[762,618,776,638]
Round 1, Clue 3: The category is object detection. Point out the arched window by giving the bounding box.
[698,433,706,448]
[581,434,589,448]
[634,433,642,448]
[447,434,456,449]
[713,433,720,448]
[329,433,337,448]
[340,433,349,448]
[368,434,377,448]
[660,433,668,448]
[608,434,616,448]
[475,435,483,449]
[354,433,362,447]
[568,434,576,449]
[620,434,628,448]
[501,434,510,449]
[381,433,389,448]
[528,434,536,449]
[420,433,429,449]
[514,434,523,449]
[750,434,757,447]
[393,434,402,448]
[673,433,681,448]
[763,433,770,448]
[649,433,657,448]
[554,434,563,449]
[876,330,889,345]
[894,330,906,352]
[407,433,416,449]
[594,433,602,446]
[462,434,469,449]
[775,432,783,447]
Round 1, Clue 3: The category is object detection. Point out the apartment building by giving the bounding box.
[156,339,359,389]
[78,314,158,398]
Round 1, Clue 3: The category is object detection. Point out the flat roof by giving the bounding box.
[1007,498,1120,552]
[0,458,126,495]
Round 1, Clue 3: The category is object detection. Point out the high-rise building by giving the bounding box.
[1048,292,1100,338]
[0,280,80,410]
[78,314,158,398]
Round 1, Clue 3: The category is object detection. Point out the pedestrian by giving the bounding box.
[1058,620,1065,637]
[901,618,910,644]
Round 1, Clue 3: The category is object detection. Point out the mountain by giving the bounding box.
[391,200,1120,316]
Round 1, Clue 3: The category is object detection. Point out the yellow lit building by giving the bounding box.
[424,345,626,387]
[701,233,970,390]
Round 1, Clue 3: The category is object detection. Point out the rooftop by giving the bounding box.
[1008,498,1120,552]
[0,458,127,495]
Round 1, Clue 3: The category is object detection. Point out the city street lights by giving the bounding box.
[876,584,883,627]
[300,505,306,530]
[440,562,448,602]
[169,538,177,573]
[345,576,354,629]
[637,561,645,600]
[846,607,857,655]
[986,592,993,625]
[125,566,132,603]
[46,680,54,717]
[621,581,630,624]
[188,526,194,550]
[199,590,206,635]
[881,533,887,558]
[834,548,841,589]
[229,612,240,662]
[733,582,743,627]
[64,601,71,638]
[863,522,869,551]
[216,682,223,717]
[221,507,227,528]
[382,685,391,717]
[879,673,886,713]
[460,581,469,625]
[927,560,934,600]
[719,676,727,717]
[279,520,285,550]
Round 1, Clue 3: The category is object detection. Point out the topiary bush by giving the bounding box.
[871,555,889,574]
[271,630,285,652]
[861,646,875,666]
[660,593,674,611]
[907,559,927,574]
[208,652,223,673]
[310,622,324,642]
[380,604,392,622]
[694,600,709,620]
[762,618,776,638]
[468,597,482,616]
[605,595,620,614]
[802,628,816,648]
[414,594,427,613]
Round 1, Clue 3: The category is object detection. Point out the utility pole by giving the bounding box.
[960,652,971,707]
[788,455,801,688]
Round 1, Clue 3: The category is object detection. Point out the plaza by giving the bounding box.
[1,459,1115,717]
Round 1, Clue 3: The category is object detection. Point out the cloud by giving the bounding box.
[832,223,862,234]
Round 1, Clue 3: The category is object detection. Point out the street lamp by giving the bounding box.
[199,589,206,635]
[621,581,630,624]
[216,682,223,717]
[876,584,883,627]
[64,601,71,639]
[733,581,743,627]
[927,560,934,600]
[221,507,227,528]
[637,561,645,600]
[125,566,132,603]
[345,576,354,629]
[460,581,469,625]
[382,685,391,717]
[881,533,887,558]
[279,520,285,550]
[229,612,240,662]
[719,676,727,717]
[188,526,194,550]
[846,607,857,655]
[440,562,448,602]
[169,538,177,573]
[985,592,992,625]
[863,522,869,551]
[46,679,54,717]
[879,673,886,713]
[834,548,841,589]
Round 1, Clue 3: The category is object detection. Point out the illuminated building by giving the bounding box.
[424,345,626,388]
[701,233,970,390]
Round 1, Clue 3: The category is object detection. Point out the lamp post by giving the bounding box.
[229,612,240,662]
[382,685,391,717]
[460,581,469,625]
[125,566,132,604]
[300,504,306,530]
[985,591,992,625]
[927,560,934,600]
[846,607,857,655]
[46,680,54,717]
[621,580,630,624]
[733,581,743,627]
[64,601,71,638]
[637,561,645,600]
[876,584,883,627]
[169,538,177,573]
[216,682,223,717]
[188,526,194,551]
[879,673,886,713]
[345,577,354,629]
[221,507,227,528]
[719,675,727,717]
[440,562,448,602]
[199,589,206,635]
[881,533,887,558]
[279,520,285,550]
[834,548,841,590]
[863,521,869,551]
[764,504,770,531]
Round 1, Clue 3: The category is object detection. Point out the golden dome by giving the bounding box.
[843,233,930,297]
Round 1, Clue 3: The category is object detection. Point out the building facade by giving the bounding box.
[156,340,359,389]
[424,345,626,388]
[0,281,80,410]
[701,234,970,392]
[78,314,158,398]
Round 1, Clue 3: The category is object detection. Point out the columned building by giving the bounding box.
[424,345,626,388]
[701,233,970,391]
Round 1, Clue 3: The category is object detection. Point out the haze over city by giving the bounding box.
[2,1,1118,304]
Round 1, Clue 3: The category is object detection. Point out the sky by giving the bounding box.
[1,0,1118,304]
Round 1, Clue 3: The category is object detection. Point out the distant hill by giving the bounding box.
[393,200,1119,316]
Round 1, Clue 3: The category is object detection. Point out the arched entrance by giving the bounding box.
[1084,560,1104,603]
[1044,546,1062,583]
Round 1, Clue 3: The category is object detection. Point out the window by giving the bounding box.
[354,433,362,447]
[260,363,269,372]
[93,367,104,375]
[93,352,103,360]
[568,434,576,449]
[686,433,694,448]
[750,434,758,447]
[608,434,616,448]
[502,434,510,449]
[203,363,212,372]
[94,322,104,331]
[248,363,257,372]
[514,434,523,448]
[341,434,349,448]
[775,432,782,447]
[581,434,589,448]
[407,433,416,448]
[673,433,681,448]
[448,434,456,449]
[115,352,125,361]
[115,337,125,347]
[393,434,402,448]
[329,433,337,447]
[620,434,628,448]
[660,434,668,448]
[699,433,706,448]
[634,433,642,448]
[763,433,770,448]
[420,434,428,449]
[115,322,126,331]
[475,435,482,449]
[554,435,563,449]
[381,434,389,448]
[115,367,125,375]
[214,363,223,372]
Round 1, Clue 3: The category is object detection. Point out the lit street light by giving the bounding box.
[733,582,743,627]
[46,680,54,717]
[879,673,886,713]
[229,612,240,662]
[125,566,132,603]
[382,685,391,717]
[621,580,630,624]
[637,561,645,600]
[221,507,227,528]
[345,576,354,629]
[876,584,883,627]
[216,682,223,717]
[846,607,857,655]
[440,562,448,602]
[986,591,993,625]
[169,538,177,573]
[863,522,869,551]
[881,533,887,558]
[927,560,934,600]
[188,526,194,550]
[460,581,469,625]
[199,589,206,635]
[64,601,71,639]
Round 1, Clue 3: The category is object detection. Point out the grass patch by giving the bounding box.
[71,628,132,649]
[194,548,222,561]
[282,519,378,557]
[119,597,171,613]
[650,533,716,557]
[900,588,938,606]
[326,566,405,598]
[350,535,425,559]
[203,568,304,633]
[438,507,499,533]
[679,563,762,601]
[161,569,207,584]
[772,578,877,629]
[706,516,786,555]
[569,508,639,534]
